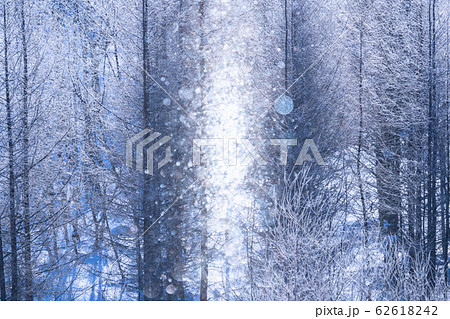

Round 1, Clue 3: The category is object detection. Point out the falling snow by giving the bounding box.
[274,95,294,115]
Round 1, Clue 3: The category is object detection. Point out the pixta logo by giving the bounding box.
[127,130,325,175]
[126,129,172,175]
[193,138,325,166]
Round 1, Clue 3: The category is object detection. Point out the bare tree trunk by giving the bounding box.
[426,0,437,293]
[376,129,401,294]
[134,213,143,301]
[443,0,450,293]
[3,1,18,301]
[357,14,370,300]
[141,0,162,301]
[21,0,33,301]
[200,207,208,301]
[198,0,208,302]
[440,23,449,290]
[440,131,448,295]
[0,219,6,301]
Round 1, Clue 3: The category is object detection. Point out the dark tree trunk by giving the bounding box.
[443,2,450,291]
[3,2,18,301]
[0,219,6,301]
[357,13,370,300]
[198,0,208,302]
[142,0,163,301]
[426,0,437,293]
[376,131,401,238]
[200,205,208,301]
[21,0,33,301]
[134,213,143,301]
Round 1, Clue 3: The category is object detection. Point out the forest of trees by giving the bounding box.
[0,0,450,301]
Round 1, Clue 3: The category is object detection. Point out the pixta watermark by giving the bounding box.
[126,129,325,175]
